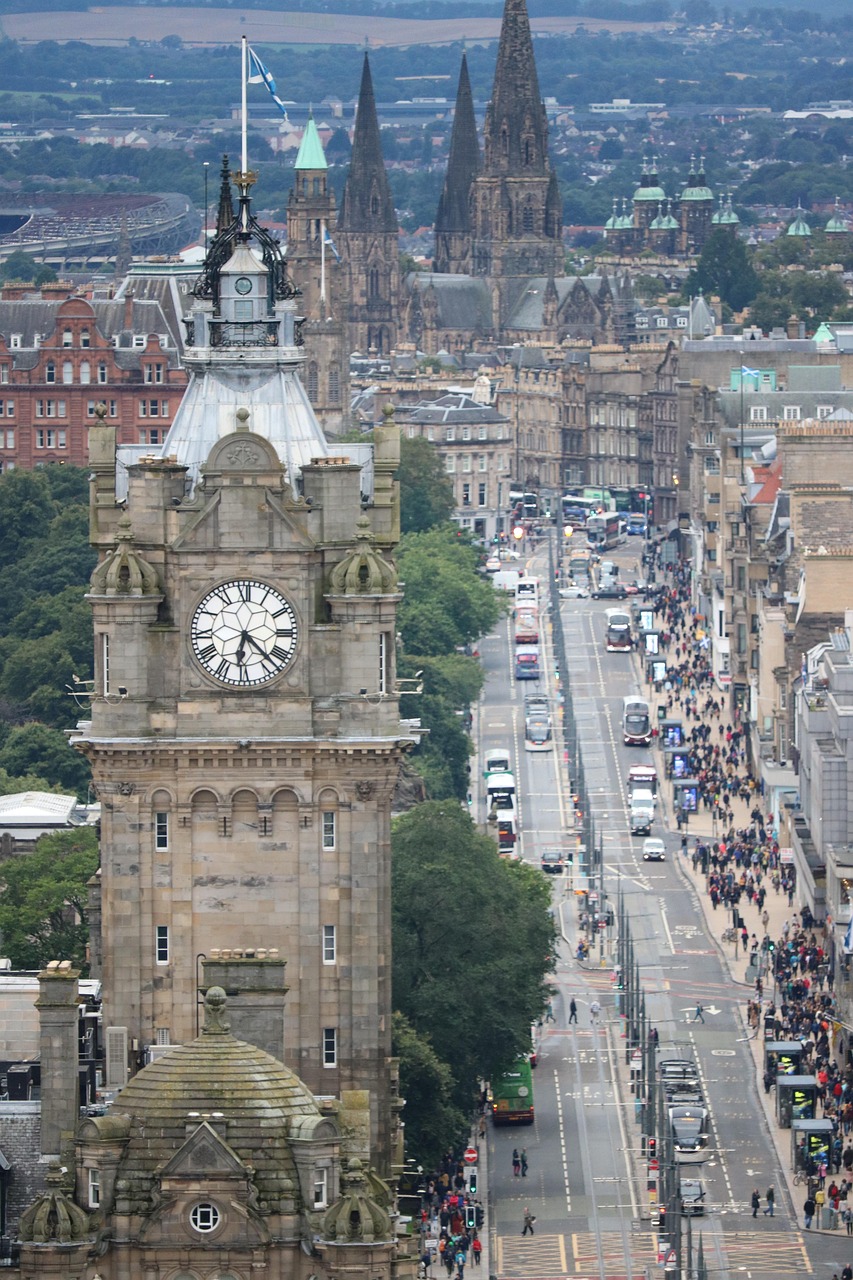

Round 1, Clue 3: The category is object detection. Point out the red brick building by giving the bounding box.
[0,292,187,471]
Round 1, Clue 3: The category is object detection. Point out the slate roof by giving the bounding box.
[110,1015,321,1213]
[506,275,603,330]
[401,391,507,424]
[0,298,181,353]
[414,274,493,332]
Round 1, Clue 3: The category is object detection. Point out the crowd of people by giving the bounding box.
[418,1154,484,1280]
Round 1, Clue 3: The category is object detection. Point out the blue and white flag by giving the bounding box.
[324,228,341,264]
[248,47,289,119]
[844,915,853,954]
[801,652,808,688]
[741,364,760,379]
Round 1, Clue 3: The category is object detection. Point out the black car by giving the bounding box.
[593,583,627,599]
[540,848,566,874]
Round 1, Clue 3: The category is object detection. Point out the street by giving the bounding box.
[476,540,839,1278]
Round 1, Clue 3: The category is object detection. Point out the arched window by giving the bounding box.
[45,362,56,384]
[501,127,508,157]
[80,329,90,348]
[62,361,73,385]
[523,204,535,234]
[328,368,340,403]
[368,268,380,299]
[307,361,319,400]
[80,361,91,385]
[62,330,72,347]
[371,194,379,216]
[524,138,533,165]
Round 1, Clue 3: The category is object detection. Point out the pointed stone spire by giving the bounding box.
[434,53,481,273]
[484,0,549,175]
[435,55,480,239]
[215,154,235,235]
[295,111,327,172]
[338,54,397,233]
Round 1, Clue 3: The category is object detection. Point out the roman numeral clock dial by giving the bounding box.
[190,580,298,687]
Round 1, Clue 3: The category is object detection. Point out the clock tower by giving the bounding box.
[74,169,410,1169]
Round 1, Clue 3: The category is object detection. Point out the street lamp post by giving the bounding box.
[203,161,210,247]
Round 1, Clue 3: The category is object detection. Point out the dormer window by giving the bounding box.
[88,1169,100,1209]
[81,329,90,348]
[313,1167,328,1209]
[62,330,72,347]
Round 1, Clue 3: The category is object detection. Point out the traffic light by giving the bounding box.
[475,1205,485,1228]
[648,1137,657,1159]
[768,939,776,954]
[465,1206,476,1229]
[468,1170,477,1195]
[658,1205,666,1231]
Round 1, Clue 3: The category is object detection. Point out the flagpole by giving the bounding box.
[320,217,327,312]
[241,35,248,179]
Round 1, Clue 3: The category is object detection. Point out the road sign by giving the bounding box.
[630,1050,642,1068]
[463,1146,478,1164]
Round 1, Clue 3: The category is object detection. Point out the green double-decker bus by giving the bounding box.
[490,1057,535,1125]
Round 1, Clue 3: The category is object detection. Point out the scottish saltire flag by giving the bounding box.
[324,229,341,264]
[741,364,760,378]
[248,47,289,119]
[844,916,853,953]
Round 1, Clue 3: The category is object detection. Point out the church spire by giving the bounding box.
[483,0,549,176]
[338,54,397,233]
[215,154,235,235]
[434,53,481,273]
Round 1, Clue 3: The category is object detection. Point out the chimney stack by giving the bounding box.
[36,961,81,1159]
[201,949,287,1061]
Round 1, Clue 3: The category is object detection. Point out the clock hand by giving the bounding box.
[244,632,271,658]
[235,630,250,666]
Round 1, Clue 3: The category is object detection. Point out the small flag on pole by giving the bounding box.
[324,228,341,264]
[247,46,289,119]
[844,916,853,954]
[741,364,760,379]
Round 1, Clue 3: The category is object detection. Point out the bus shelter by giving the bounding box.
[776,1075,817,1127]
[792,1118,833,1173]
[664,746,691,779]
[764,1040,804,1076]
[660,719,684,747]
[672,779,699,813]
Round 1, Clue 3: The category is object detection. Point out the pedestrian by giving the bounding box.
[804,1194,816,1229]
[471,1235,482,1266]
[845,1204,853,1235]
[520,1149,528,1177]
[764,1186,774,1216]
[512,1148,520,1177]
[590,999,601,1025]
[568,998,578,1024]
[751,1188,760,1217]
[693,1002,705,1023]
[521,1208,536,1237]
[842,1264,852,1280]
[545,1001,556,1024]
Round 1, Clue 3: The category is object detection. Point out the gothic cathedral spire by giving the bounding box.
[470,0,563,283]
[434,53,480,275]
[338,53,400,355]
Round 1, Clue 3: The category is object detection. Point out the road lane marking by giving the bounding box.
[553,1066,572,1214]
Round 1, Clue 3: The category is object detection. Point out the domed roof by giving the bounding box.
[826,198,849,234]
[680,157,713,202]
[633,157,665,202]
[110,988,323,1213]
[787,202,812,237]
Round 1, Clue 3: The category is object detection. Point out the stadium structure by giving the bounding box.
[0,192,198,270]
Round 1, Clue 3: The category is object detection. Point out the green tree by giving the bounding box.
[397,527,500,655]
[0,828,98,971]
[397,435,455,535]
[392,802,555,1110]
[0,724,91,799]
[398,653,483,801]
[392,1012,467,1167]
[684,228,759,311]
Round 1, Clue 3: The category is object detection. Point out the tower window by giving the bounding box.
[368,268,380,299]
[190,1203,220,1234]
[307,361,319,400]
[313,1168,329,1209]
[322,924,336,964]
[328,368,340,403]
[523,204,535,233]
[155,926,169,965]
[379,631,391,695]
[322,811,336,851]
[88,1169,100,1209]
[101,633,110,696]
[371,195,379,216]
[323,1027,337,1067]
[155,811,169,851]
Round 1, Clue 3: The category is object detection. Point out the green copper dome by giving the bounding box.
[826,199,848,234]
[680,158,712,202]
[633,158,665,202]
[294,112,327,171]
[787,203,812,237]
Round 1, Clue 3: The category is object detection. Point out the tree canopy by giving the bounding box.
[397,435,454,535]
[0,827,99,971]
[684,228,759,311]
[392,801,556,1131]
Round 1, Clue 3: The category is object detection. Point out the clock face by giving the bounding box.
[235,276,253,295]
[190,580,298,687]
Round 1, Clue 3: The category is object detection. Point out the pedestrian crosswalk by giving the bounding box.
[495,1228,813,1276]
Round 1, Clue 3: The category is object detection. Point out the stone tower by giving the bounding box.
[73,166,411,1169]
[287,114,350,435]
[678,156,714,255]
[469,0,563,286]
[337,54,400,356]
[434,53,481,275]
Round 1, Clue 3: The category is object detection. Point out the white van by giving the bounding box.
[629,789,655,835]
